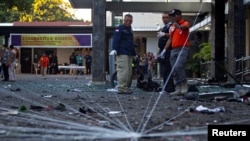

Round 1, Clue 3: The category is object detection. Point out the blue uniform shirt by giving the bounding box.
[112,24,136,56]
[158,22,172,51]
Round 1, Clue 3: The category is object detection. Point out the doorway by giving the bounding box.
[20,48,32,73]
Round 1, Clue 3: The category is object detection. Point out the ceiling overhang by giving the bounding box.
[244,0,250,5]
[69,0,211,13]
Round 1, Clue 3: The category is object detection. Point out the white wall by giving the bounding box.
[125,12,163,28]
[106,11,112,26]
[57,48,93,65]
[146,37,160,56]
[57,48,75,64]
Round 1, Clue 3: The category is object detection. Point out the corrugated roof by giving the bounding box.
[133,27,158,31]
[13,21,92,26]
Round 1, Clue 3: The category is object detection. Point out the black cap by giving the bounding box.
[169,9,182,16]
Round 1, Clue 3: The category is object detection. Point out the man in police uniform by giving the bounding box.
[157,12,175,93]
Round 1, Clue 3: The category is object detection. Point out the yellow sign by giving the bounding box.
[11,34,92,47]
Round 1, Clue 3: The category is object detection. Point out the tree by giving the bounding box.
[20,0,75,22]
[0,0,33,22]
[0,0,77,22]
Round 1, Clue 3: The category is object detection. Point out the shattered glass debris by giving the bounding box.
[0,74,249,141]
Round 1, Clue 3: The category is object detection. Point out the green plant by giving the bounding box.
[193,42,211,61]
[186,42,211,77]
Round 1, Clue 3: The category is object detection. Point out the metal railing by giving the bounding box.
[200,56,250,82]
[235,56,250,81]
[200,60,211,81]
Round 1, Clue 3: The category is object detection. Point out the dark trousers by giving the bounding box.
[77,63,83,74]
[86,63,91,74]
[2,63,9,81]
[50,65,58,74]
[160,50,175,92]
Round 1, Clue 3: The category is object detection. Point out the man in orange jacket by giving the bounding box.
[39,53,49,79]
[160,9,190,95]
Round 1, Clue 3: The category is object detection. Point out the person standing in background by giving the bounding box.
[147,52,155,77]
[109,14,136,94]
[76,53,83,74]
[76,53,83,66]
[1,45,10,81]
[48,54,52,74]
[157,12,175,93]
[143,53,148,75]
[50,53,58,74]
[139,54,146,75]
[160,9,190,95]
[8,45,17,82]
[84,52,92,75]
[39,53,49,79]
[69,52,77,75]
